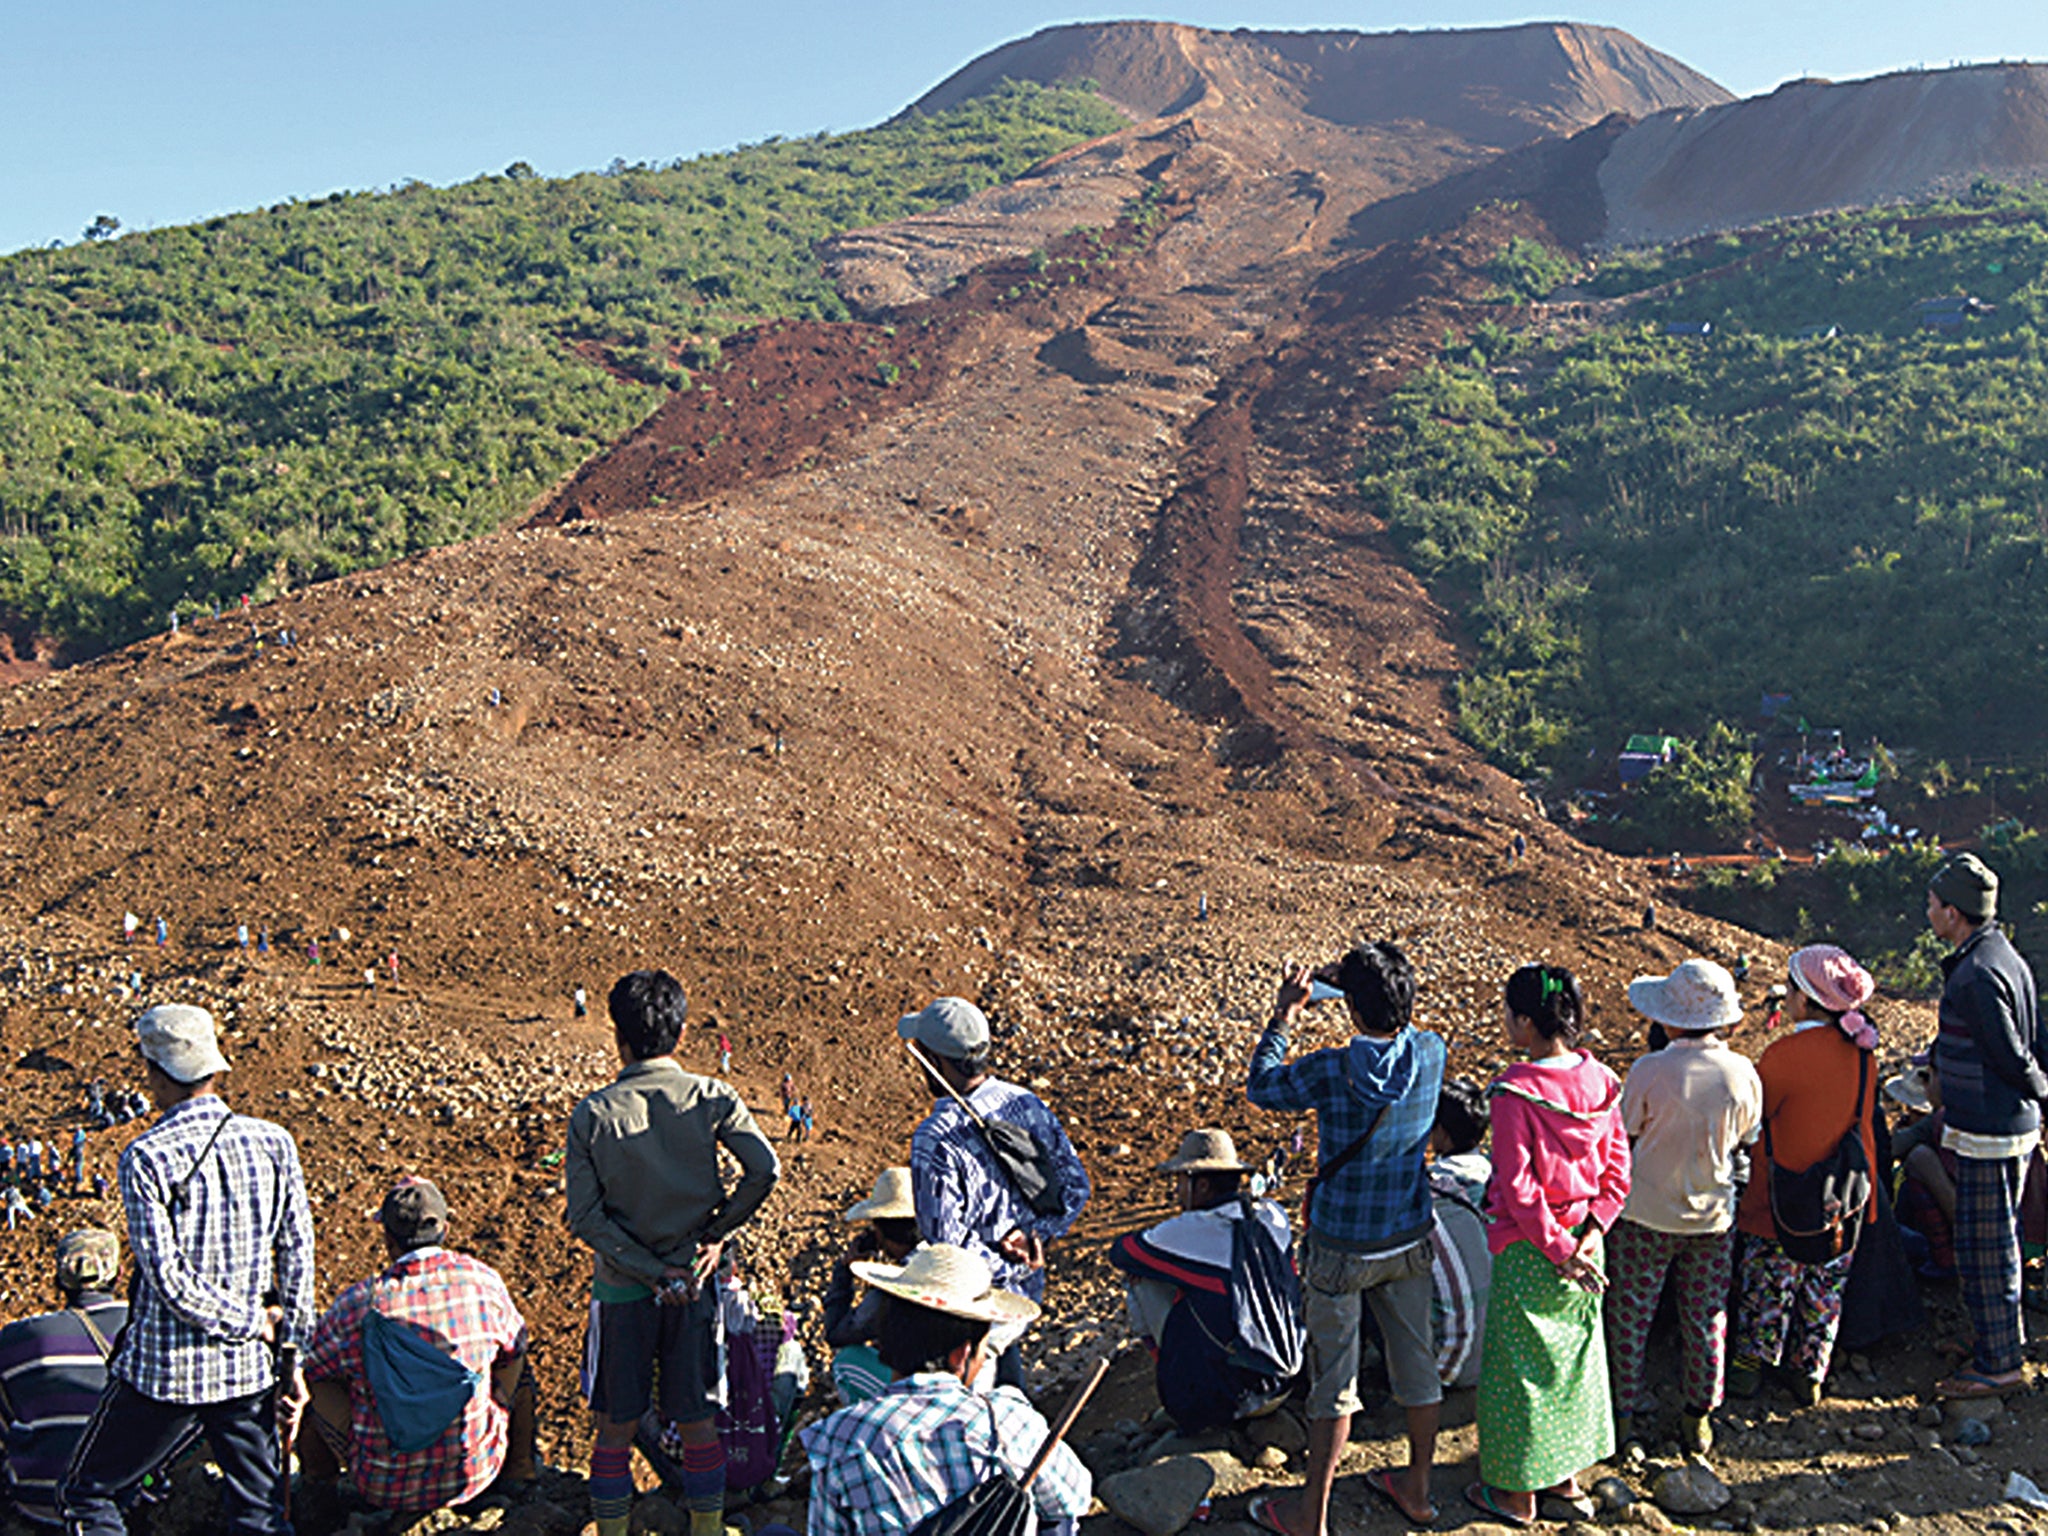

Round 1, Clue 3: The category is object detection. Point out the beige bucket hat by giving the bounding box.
[1157,1128,1251,1174]
[843,1167,918,1223]
[850,1242,1040,1326]
[1627,958,1743,1030]
[1884,1063,1934,1116]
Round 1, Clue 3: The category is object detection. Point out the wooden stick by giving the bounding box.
[1021,1355,1111,1491]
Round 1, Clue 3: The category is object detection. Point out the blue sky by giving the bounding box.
[3,0,2045,254]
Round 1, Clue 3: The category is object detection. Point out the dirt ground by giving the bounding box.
[0,32,2040,1536]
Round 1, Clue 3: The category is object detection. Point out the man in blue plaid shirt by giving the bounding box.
[1246,942,1445,1534]
[61,1004,314,1536]
[799,1244,1090,1536]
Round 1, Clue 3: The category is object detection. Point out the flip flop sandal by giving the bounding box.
[1464,1482,1535,1529]
[1366,1468,1437,1527]
[1248,1494,1301,1536]
[1935,1368,2022,1399]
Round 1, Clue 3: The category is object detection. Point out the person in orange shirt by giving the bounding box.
[1728,945,1878,1405]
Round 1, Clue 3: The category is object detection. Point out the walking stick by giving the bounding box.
[274,1341,299,1524]
[1021,1355,1111,1491]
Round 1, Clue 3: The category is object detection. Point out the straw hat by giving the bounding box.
[843,1167,918,1223]
[1884,1064,1934,1116]
[1157,1128,1251,1174]
[1627,958,1743,1030]
[850,1242,1040,1326]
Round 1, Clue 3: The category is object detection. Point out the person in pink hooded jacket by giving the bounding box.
[1467,964,1631,1528]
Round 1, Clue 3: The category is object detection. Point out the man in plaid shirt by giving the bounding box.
[800,1244,1090,1536]
[299,1177,532,1512]
[1246,942,1446,1533]
[61,1004,313,1536]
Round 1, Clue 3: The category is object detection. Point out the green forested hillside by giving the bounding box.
[1359,191,2048,780]
[0,82,1125,647]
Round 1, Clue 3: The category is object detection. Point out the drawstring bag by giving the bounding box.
[361,1308,481,1452]
[1226,1194,1304,1385]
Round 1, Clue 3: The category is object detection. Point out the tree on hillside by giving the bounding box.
[82,214,121,242]
[1617,722,1756,850]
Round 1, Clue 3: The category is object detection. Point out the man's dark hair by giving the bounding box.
[873,1217,921,1249]
[1188,1170,1245,1208]
[1505,963,1584,1048]
[1336,941,1415,1035]
[1434,1078,1487,1155]
[874,1295,991,1376]
[609,970,688,1061]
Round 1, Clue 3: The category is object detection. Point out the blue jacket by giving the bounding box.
[1248,1024,1444,1253]
[1935,922,2047,1139]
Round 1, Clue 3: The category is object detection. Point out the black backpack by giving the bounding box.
[1225,1194,1305,1385]
[904,1359,1106,1536]
[1764,1048,1873,1265]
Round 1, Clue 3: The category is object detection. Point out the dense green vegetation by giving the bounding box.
[0,82,1125,646]
[1359,191,2048,792]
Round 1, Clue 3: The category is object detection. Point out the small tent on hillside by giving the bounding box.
[1618,733,1680,784]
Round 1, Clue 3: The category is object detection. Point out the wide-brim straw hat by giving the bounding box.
[844,1167,917,1223]
[1627,958,1743,1030]
[1157,1128,1251,1174]
[851,1242,1040,1326]
[1885,1064,1934,1116]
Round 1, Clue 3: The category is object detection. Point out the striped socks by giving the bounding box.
[682,1439,727,1536]
[589,1442,633,1536]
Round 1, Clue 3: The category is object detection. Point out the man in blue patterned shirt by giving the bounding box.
[1246,943,1445,1534]
[902,998,1089,1389]
[61,1003,314,1536]
[799,1244,1090,1536]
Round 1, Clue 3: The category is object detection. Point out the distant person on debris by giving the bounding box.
[800,1244,1091,1536]
[566,970,780,1536]
[822,1168,925,1405]
[0,1228,127,1528]
[1108,1128,1293,1433]
[1247,942,1445,1533]
[299,1176,535,1514]
[1606,960,1761,1456]
[61,1002,314,1536]
[1426,1079,1493,1390]
[1468,964,1628,1528]
[1925,854,2046,1399]
[1729,945,1878,1407]
[902,996,1090,1389]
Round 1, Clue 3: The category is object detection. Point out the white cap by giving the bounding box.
[135,1004,230,1084]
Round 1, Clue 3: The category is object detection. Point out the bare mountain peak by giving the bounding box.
[909,18,1731,149]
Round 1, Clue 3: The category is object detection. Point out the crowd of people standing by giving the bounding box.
[0,850,2034,1536]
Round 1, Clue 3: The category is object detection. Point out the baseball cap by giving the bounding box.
[897,997,990,1061]
[56,1228,120,1290]
[370,1176,449,1249]
[135,1004,231,1084]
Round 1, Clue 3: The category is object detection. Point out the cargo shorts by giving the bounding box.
[1299,1228,1441,1418]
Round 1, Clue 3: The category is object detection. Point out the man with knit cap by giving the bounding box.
[1926,853,2047,1397]
[0,1230,127,1526]
[60,1003,314,1536]
[567,970,779,1536]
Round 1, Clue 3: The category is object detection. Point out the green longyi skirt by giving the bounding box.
[1477,1233,1615,1493]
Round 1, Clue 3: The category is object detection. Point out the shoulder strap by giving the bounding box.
[1316,1104,1389,1183]
[169,1111,233,1214]
[68,1306,113,1361]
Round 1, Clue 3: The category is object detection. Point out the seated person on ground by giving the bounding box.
[800,1244,1091,1536]
[821,1167,925,1404]
[300,1177,535,1512]
[1894,1063,2048,1280]
[1107,1128,1294,1432]
[0,1229,127,1528]
[1427,1080,1494,1390]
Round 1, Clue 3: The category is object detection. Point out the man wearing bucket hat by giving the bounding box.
[900,997,1090,1387]
[1926,853,2047,1398]
[820,1168,925,1404]
[1108,1128,1293,1432]
[0,1230,127,1527]
[298,1176,534,1513]
[1605,959,1761,1455]
[800,1243,1091,1536]
[61,1003,314,1536]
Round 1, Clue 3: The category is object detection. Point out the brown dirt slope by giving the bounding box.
[1603,62,2048,244]
[906,20,1731,147]
[0,28,2042,1536]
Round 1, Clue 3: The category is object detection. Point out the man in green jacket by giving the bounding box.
[566,970,779,1536]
